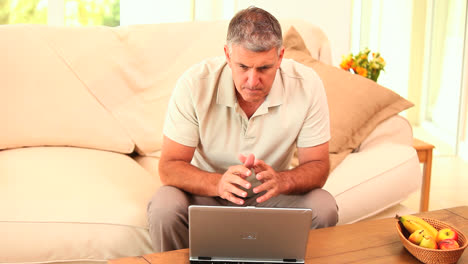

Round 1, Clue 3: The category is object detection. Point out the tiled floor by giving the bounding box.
[402,125,468,212]
[401,155,468,212]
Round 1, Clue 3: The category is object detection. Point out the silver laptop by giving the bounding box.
[189,205,312,263]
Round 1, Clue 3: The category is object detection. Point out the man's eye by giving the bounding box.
[240,65,248,70]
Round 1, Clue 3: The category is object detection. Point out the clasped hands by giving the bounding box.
[216,153,288,205]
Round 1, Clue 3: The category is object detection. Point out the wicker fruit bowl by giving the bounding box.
[396,217,467,264]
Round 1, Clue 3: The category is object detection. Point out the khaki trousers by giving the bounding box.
[147,185,338,252]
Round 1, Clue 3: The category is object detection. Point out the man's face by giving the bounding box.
[224,44,284,104]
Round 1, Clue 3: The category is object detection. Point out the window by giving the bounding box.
[0,0,119,26]
[0,0,48,24]
[64,0,119,26]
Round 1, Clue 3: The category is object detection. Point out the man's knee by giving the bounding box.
[302,188,339,228]
[147,186,189,227]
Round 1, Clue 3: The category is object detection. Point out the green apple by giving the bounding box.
[408,229,427,245]
[419,235,438,249]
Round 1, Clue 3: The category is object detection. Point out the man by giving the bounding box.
[147,6,338,252]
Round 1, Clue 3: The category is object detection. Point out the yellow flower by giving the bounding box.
[355,66,367,77]
[340,54,353,71]
[340,47,385,82]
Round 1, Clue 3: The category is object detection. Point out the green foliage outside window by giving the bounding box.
[0,0,47,24]
[0,0,120,26]
[65,0,119,26]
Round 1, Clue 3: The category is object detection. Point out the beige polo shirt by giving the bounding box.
[163,56,330,175]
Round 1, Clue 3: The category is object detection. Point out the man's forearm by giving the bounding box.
[279,159,330,194]
[159,160,221,197]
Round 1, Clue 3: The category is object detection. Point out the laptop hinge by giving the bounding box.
[198,256,212,260]
[283,259,297,262]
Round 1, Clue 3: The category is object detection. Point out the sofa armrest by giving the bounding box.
[324,115,421,224]
[358,115,413,151]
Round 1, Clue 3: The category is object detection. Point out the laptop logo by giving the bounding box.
[241,232,257,240]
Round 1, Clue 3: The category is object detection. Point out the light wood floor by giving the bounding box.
[401,155,468,212]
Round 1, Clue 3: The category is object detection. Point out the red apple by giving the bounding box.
[436,228,458,243]
[438,239,460,250]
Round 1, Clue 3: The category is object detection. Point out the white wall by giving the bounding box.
[375,0,413,98]
[120,0,193,24]
[120,0,352,66]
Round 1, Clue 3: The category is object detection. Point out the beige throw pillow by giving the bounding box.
[283,26,414,170]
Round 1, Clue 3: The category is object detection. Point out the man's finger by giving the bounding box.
[244,153,255,168]
[238,153,255,168]
[229,165,252,179]
[255,171,268,181]
[238,154,246,164]
[224,192,245,205]
[224,182,249,198]
[253,159,269,172]
[252,179,270,194]
[256,190,274,203]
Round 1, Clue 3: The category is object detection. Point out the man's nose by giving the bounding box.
[247,70,260,87]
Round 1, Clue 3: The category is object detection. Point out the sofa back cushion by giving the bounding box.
[0,21,331,155]
[0,25,135,153]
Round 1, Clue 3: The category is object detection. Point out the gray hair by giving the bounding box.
[226,6,282,55]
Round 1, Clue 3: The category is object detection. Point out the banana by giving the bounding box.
[396,214,438,238]
[399,218,425,234]
[401,214,438,238]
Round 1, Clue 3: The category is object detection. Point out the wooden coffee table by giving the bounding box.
[109,206,468,264]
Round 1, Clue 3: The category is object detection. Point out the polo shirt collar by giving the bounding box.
[216,63,284,109]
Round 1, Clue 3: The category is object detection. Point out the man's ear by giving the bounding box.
[277,46,285,68]
[224,45,231,66]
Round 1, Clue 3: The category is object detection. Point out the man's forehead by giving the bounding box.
[230,46,279,67]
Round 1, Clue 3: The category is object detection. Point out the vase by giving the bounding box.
[370,70,381,82]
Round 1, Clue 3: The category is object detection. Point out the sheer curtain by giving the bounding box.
[354,0,468,157]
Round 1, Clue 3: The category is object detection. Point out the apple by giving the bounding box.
[438,239,460,250]
[419,235,438,249]
[408,229,427,245]
[436,228,458,243]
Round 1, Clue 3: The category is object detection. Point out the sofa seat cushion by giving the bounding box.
[0,147,159,263]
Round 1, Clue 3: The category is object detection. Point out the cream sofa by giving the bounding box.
[0,20,421,264]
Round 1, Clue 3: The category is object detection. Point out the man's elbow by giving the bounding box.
[317,160,330,188]
[158,160,171,185]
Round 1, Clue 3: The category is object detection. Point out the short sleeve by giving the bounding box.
[162,73,200,147]
[296,73,331,148]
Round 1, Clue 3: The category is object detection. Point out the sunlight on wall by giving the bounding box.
[358,0,412,99]
[379,1,412,100]
[120,0,193,25]
[194,0,235,21]
[48,0,64,25]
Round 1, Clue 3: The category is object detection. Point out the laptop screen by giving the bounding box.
[189,206,312,263]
